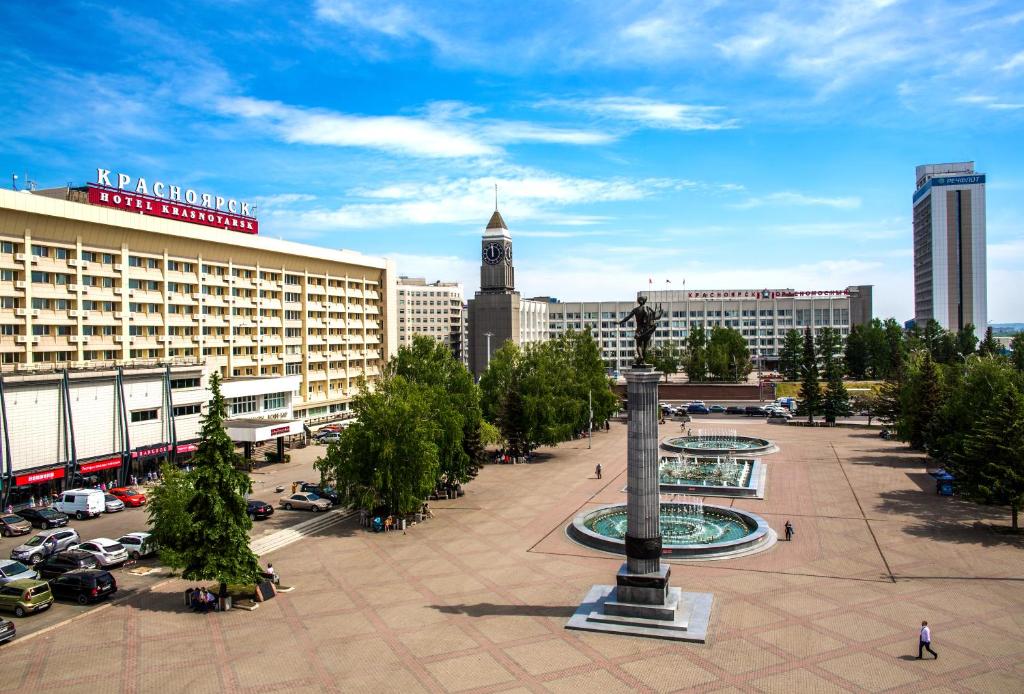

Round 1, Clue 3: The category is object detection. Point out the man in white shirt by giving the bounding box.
[918,620,938,659]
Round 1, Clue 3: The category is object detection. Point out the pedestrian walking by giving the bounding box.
[291,481,298,495]
[918,621,938,659]
[595,463,602,480]
[784,520,794,541]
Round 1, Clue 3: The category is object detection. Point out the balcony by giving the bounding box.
[15,281,26,289]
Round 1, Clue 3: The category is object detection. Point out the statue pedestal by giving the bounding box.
[565,366,714,642]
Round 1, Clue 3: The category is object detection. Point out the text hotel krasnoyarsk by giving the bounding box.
[87,168,258,234]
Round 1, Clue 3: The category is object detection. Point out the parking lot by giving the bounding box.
[0,442,332,641]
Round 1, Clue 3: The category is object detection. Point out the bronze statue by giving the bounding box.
[619,296,665,366]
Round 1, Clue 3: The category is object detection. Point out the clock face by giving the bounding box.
[504,245,513,264]
[483,242,503,265]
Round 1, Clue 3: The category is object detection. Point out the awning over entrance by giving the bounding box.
[225,418,304,443]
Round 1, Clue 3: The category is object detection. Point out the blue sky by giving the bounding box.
[1,0,1023,322]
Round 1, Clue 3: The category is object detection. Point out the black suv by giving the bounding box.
[36,550,99,579]
[247,500,274,520]
[48,569,117,605]
[744,405,768,416]
[725,406,746,415]
[300,484,340,506]
[16,508,69,530]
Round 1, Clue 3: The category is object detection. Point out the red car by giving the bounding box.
[108,487,147,507]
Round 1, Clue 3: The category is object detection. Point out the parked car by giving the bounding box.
[0,560,38,585]
[0,514,32,537]
[744,405,768,416]
[53,489,105,520]
[687,403,710,415]
[314,431,341,444]
[48,569,117,605]
[709,405,726,413]
[299,483,340,505]
[69,538,128,567]
[15,507,69,530]
[10,529,81,565]
[0,617,14,644]
[725,406,746,415]
[246,500,274,520]
[102,495,125,514]
[279,492,331,512]
[0,579,54,617]
[767,413,791,424]
[108,487,147,507]
[116,533,157,560]
[35,550,99,579]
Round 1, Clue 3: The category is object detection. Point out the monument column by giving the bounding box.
[625,366,663,575]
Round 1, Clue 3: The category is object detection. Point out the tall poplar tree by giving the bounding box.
[181,372,262,584]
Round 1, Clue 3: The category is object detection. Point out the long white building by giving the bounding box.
[546,286,873,373]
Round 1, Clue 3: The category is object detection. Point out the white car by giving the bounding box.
[70,538,129,567]
[103,494,125,513]
[314,431,341,444]
[117,532,158,560]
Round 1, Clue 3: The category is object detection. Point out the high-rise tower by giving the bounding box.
[912,162,987,331]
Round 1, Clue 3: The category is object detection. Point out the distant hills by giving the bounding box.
[992,323,1024,335]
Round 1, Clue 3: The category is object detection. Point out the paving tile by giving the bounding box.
[704,637,785,675]
[619,653,719,693]
[503,638,592,676]
[816,652,923,692]
[396,622,481,658]
[750,668,851,693]
[424,652,518,692]
[542,667,638,693]
[754,624,845,659]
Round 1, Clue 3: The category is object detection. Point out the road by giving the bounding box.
[0,441,335,641]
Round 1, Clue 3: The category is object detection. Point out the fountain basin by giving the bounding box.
[567,502,773,559]
[658,456,765,498]
[661,434,778,456]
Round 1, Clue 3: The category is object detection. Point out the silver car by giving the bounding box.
[279,492,331,512]
[103,494,125,513]
[10,528,81,565]
[70,538,129,567]
[0,560,38,585]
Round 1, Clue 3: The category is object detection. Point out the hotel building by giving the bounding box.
[547,286,872,373]
[913,162,987,331]
[397,276,467,365]
[0,179,396,506]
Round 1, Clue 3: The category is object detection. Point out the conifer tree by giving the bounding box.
[779,329,802,381]
[798,327,821,423]
[978,326,998,357]
[181,372,262,584]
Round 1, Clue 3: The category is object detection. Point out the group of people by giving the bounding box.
[187,586,219,613]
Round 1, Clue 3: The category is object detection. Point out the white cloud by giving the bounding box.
[545,97,740,131]
[956,94,1024,110]
[999,50,1024,72]
[732,192,862,210]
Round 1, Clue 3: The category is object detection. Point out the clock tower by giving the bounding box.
[480,208,514,293]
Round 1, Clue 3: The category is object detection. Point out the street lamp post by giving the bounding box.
[484,332,494,369]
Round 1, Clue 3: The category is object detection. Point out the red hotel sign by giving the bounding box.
[270,426,291,436]
[15,468,66,486]
[80,457,122,473]
[87,184,258,234]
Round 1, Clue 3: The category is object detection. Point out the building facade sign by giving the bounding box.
[684,289,849,299]
[87,168,258,234]
[132,444,172,459]
[15,468,65,486]
[79,457,122,473]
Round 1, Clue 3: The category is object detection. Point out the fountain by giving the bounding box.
[662,427,778,456]
[658,455,765,498]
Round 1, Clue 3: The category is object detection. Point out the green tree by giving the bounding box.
[901,352,944,450]
[317,373,440,515]
[881,318,906,378]
[956,324,978,360]
[181,372,262,584]
[949,385,1024,531]
[479,330,617,456]
[684,326,708,382]
[145,462,195,571]
[393,335,485,486]
[1011,332,1024,372]
[978,326,998,357]
[844,324,869,379]
[649,341,682,382]
[797,327,821,423]
[816,327,849,425]
[706,326,751,382]
[778,329,802,381]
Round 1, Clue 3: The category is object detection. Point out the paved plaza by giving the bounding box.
[2,421,1023,693]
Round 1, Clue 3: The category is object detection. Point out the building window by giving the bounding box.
[55,248,68,260]
[231,395,257,415]
[0,242,14,254]
[170,377,201,389]
[173,403,202,417]
[263,392,286,410]
[31,245,49,257]
[130,409,159,423]
[129,256,143,267]
[285,363,301,375]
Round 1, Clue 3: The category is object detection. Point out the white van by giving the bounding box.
[54,489,106,520]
